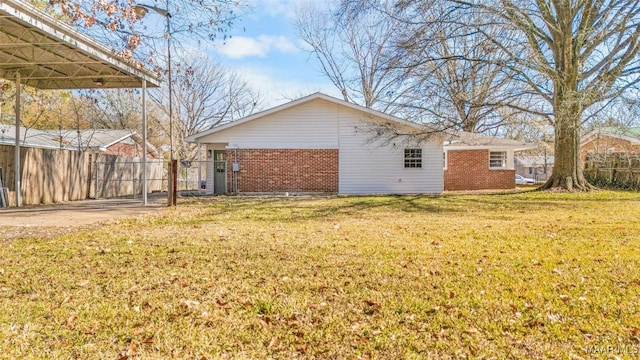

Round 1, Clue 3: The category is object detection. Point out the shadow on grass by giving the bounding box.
[183,195,461,223]
[174,189,640,225]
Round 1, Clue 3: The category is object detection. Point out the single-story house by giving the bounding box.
[0,125,160,158]
[186,93,534,195]
[515,155,554,182]
[581,127,640,162]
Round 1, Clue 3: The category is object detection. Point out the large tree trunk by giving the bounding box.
[540,95,595,191]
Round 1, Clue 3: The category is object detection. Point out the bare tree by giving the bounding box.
[395,7,538,133]
[296,0,407,112]
[150,55,261,160]
[391,0,640,190]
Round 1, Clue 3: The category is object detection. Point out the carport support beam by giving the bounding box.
[14,72,21,208]
[142,80,148,205]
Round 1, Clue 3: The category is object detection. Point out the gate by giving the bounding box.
[177,159,209,195]
[94,156,165,199]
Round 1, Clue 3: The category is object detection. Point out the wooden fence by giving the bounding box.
[584,153,640,190]
[0,145,164,207]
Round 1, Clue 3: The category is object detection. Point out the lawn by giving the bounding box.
[1,191,639,359]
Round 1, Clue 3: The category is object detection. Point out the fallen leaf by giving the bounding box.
[66,315,77,328]
[127,342,137,356]
[267,336,280,350]
[363,300,381,309]
[559,294,570,302]
[295,343,308,353]
[179,299,200,309]
[77,280,90,287]
[547,313,560,323]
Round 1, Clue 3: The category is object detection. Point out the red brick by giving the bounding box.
[444,150,514,190]
[225,149,339,193]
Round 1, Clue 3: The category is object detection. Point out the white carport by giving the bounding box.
[0,0,161,206]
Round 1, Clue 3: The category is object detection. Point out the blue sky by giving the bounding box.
[205,0,340,107]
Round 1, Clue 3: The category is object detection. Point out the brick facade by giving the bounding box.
[226,149,339,193]
[581,134,640,163]
[444,150,515,191]
[105,142,141,157]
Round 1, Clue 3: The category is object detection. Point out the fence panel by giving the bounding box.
[584,153,640,190]
[94,155,165,199]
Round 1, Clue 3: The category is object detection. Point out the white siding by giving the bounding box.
[338,107,443,194]
[197,99,339,149]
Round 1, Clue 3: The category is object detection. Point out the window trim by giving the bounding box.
[404,148,422,168]
[489,151,507,169]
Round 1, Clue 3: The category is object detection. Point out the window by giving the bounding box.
[443,151,447,169]
[404,149,422,168]
[489,151,507,168]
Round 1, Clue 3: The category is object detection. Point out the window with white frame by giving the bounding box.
[489,151,507,168]
[404,149,422,168]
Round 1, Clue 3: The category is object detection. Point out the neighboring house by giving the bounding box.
[0,125,160,158]
[443,132,534,191]
[515,155,554,182]
[186,93,534,195]
[580,127,640,162]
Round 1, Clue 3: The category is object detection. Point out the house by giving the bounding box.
[185,93,534,195]
[580,127,640,162]
[515,155,554,182]
[443,132,534,190]
[0,125,160,158]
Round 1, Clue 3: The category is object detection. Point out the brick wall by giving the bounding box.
[444,150,515,190]
[105,142,140,157]
[226,149,339,193]
[581,135,640,163]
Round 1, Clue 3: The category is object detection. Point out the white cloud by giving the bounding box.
[217,35,298,59]
[252,0,303,19]
[231,65,340,107]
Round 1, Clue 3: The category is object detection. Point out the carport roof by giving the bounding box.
[0,0,160,89]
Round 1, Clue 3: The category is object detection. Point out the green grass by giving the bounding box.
[1,191,640,359]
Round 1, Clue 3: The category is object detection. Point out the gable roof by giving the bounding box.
[185,92,434,143]
[581,127,640,145]
[0,125,158,156]
[186,92,535,150]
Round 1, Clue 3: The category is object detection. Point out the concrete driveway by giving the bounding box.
[0,196,167,227]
